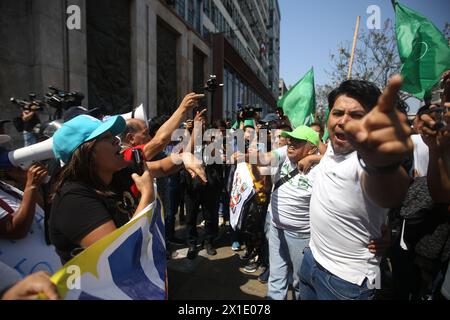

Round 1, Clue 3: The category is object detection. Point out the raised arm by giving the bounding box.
[143,93,204,160]
[344,75,412,208]
[0,164,48,239]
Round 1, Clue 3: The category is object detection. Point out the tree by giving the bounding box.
[327,19,401,88]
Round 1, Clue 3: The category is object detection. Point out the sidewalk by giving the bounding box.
[167,223,269,300]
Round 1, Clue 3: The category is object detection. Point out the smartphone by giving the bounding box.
[131,148,144,175]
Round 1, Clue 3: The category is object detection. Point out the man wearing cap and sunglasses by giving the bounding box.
[238,125,320,300]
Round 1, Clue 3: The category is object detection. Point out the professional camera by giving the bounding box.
[237,103,263,120]
[45,86,84,119]
[203,75,223,93]
[10,93,45,112]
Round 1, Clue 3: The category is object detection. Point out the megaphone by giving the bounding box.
[120,104,148,125]
[0,138,55,169]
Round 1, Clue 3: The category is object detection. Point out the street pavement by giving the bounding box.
[167,222,272,300]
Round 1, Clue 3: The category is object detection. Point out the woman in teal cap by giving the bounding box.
[49,115,154,264]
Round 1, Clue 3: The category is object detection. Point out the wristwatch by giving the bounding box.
[357,153,401,175]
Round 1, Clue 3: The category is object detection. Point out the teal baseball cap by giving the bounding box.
[53,115,126,163]
[281,125,320,147]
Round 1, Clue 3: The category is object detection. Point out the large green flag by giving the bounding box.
[395,1,450,100]
[277,68,315,128]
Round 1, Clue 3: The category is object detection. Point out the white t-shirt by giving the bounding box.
[269,146,317,233]
[309,146,388,286]
[411,134,429,177]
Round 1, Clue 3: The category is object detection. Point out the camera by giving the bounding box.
[45,86,84,111]
[203,75,223,93]
[10,93,45,112]
[238,104,263,120]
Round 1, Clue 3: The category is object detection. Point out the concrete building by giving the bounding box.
[278,78,287,99]
[0,0,280,147]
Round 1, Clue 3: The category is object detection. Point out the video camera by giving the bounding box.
[203,75,223,93]
[237,103,262,120]
[45,86,84,113]
[10,93,46,112]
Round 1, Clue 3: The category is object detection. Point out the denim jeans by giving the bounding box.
[165,184,180,240]
[267,223,310,300]
[23,131,36,147]
[299,246,375,300]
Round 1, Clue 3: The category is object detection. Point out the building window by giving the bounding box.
[187,0,194,26]
[176,0,185,19]
[203,0,210,18]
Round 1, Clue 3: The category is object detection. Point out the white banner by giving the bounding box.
[0,201,62,277]
[229,162,255,231]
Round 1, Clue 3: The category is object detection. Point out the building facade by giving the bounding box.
[0,0,280,147]
[278,78,287,100]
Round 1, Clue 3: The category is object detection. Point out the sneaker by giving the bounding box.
[231,241,241,251]
[239,249,251,261]
[244,262,259,273]
[197,220,205,227]
[258,267,269,283]
[218,216,225,226]
[205,243,217,256]
[187,246,197,260]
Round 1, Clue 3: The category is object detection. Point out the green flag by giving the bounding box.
[277,68,315,128]
[395,1,450,100]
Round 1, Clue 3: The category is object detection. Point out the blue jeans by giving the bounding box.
[299,246,375,300]
[268,223,310,300]
[23,131,36,146]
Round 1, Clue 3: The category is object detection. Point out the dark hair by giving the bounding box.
[275,120,292,131]
[328,80,381,112]
[50,139,112,200]
[147,115,169,137]
[213,119,227,129]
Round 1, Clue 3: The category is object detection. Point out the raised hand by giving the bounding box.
[194,108,207,122]
[344,75,413,167]
[131,158,154,200]
[181,152,207,183]
[179,93,205,111]
[25,163,48,189]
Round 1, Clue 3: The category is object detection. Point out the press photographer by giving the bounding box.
[10,94,45,147]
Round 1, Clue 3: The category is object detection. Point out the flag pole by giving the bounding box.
[347,16,361,79]
[390,0,397,9]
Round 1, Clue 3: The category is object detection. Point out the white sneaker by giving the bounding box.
[197,220,205,227]
[218,216,225,226]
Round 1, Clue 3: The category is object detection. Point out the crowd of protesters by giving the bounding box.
[0,70,449,301]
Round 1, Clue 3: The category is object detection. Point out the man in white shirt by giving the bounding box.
[243,126,320,299]
[267,126,319,300]
[299,76,412,300]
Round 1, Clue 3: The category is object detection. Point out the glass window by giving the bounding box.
[176,0,186,19]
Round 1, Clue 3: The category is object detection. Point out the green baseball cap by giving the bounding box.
[243,119,255,129]
[281,125,320,147]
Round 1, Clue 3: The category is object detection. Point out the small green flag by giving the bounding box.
[277,68,316,128]
[395,1,450,100]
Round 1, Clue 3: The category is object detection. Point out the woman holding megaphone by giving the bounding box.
[48,115,154,264]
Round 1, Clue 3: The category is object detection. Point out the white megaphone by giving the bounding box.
[6,138,55,169]
[120,104,148,126]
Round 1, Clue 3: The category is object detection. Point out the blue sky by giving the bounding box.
[279,0,450,88]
